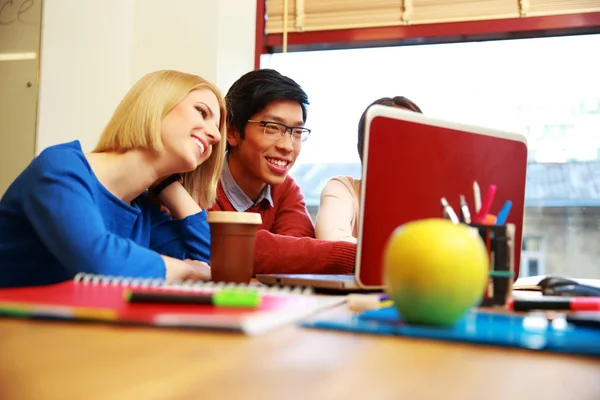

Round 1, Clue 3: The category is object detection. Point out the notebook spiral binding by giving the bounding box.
[73,273,314,296]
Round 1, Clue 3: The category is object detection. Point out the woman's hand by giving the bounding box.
[162,256,211,282]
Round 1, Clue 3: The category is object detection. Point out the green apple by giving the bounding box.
[383,218,488,326]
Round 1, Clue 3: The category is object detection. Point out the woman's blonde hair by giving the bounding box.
[94,70,227,209]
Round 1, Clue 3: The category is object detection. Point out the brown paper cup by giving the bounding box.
[207,211,262,284]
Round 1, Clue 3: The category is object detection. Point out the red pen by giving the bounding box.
[508,297,600,312]
[474,184,496,223]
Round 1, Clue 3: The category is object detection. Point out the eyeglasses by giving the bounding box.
[247,120,311,143]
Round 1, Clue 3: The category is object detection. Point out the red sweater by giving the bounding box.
[209,176,356,275]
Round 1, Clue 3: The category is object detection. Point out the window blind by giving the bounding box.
[524,0,600,17]
[265,0,600,34]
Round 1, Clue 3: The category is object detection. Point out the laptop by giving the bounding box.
[257,105,528,291]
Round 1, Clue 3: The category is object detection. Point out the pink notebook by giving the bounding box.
[0,274,346,335]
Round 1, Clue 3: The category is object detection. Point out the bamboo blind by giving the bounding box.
[265,0,600,33]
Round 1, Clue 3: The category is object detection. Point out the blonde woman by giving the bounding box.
[315,96,422,243]
[0,70,226,288]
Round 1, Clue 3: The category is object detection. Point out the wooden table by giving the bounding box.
[1,305,599,400]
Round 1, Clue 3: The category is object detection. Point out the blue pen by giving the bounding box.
[496,200,512,225]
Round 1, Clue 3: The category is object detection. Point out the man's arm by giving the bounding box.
[254,177,355,274]
[254,232,356,274]
[269,177,315,238]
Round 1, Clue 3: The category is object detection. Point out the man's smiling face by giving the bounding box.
[227,99,305,199]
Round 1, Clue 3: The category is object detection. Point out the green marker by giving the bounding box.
[124,289,261,308]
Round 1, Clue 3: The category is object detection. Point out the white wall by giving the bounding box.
[215,0,258,92]
[131,0,220,85]
[37,0,256,154]
[37,0,135,153]
[132,0,256,94]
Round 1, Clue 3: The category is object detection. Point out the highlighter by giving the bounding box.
[124,290,261,308]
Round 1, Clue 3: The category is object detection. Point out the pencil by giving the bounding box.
[473,181,482,213]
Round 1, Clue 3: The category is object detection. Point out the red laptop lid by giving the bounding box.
[356,106,527,288]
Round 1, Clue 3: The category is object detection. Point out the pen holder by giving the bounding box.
[469,223,516,307]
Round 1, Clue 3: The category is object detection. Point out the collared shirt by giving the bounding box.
[220,152,274,212]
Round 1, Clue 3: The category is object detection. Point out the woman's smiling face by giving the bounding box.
[161,88,222,172]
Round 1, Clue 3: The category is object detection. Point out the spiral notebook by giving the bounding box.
[0,274,346,335]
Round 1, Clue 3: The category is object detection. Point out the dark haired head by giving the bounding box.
[225,69,309,149]
[357,96,422,163]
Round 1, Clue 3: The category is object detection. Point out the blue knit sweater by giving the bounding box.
[0,141,211,288]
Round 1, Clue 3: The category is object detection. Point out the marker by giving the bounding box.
[496,200,513,225]
[441,197,459,224]
[473,181,482,213]
[508,297,600,312]
[124,290,261,308]
[474,184,497,224]
[459,194,471,224]
[566,312,600,329]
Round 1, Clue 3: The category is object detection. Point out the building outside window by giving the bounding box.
[521,236,545,277]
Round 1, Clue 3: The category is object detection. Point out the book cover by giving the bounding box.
[0,273,346,335]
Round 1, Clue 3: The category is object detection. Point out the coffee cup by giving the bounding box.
[206,211,262,284]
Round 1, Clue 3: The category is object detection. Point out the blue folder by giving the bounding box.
[301,307,600,358]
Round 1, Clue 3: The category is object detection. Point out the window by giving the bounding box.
[521,235,545,277]
[528,259,540,276]
[522,237,542,252]
[260,33,600,279]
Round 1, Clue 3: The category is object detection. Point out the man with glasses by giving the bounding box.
[209,69,356,275]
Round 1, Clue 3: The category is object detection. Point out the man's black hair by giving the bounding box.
[225,69,309,146]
